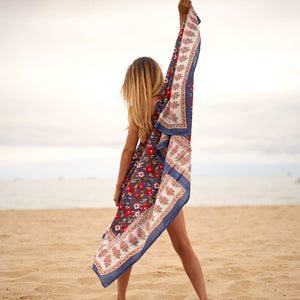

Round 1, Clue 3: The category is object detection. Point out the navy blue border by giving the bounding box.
[156,139,169,151]
[93,189,190,288]
[164,161,190,192]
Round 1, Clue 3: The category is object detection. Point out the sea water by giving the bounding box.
[0,176,299,210]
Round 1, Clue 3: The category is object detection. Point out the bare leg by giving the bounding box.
[117,266,132,300]
[167,209,208,300]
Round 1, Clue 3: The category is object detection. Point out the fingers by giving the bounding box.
[114,198,119,207]
[114,194,121,206]
[185,0,191,7]
[113,189,122,206]
[179,0,191,6]
[178,0,191,15]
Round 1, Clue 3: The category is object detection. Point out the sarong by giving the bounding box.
[93,5,201,288]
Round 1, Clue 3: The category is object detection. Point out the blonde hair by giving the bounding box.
[121,57,164,143]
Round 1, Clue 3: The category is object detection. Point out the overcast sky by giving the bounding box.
[0,0,299,179]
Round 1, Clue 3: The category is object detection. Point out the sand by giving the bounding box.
[0,206,299,300]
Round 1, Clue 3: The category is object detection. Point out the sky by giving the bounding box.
[0,0,299,179]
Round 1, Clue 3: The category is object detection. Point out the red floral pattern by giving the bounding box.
[93,6,201,288]
[108,105,166,236]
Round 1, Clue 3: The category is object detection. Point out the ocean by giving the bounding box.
[0,176,299,210]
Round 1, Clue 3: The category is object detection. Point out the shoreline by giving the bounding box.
[1,177,299,210]
[0,203,299,212]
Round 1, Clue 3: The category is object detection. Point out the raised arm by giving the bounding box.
[178,0,192,28]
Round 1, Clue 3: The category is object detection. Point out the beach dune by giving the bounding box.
[0,206,299,299]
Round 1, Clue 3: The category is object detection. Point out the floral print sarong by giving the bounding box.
[93,6,201,288]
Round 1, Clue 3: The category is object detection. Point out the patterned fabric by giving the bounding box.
[93,6,201,288]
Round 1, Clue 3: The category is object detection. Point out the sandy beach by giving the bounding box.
[0,206,299,299]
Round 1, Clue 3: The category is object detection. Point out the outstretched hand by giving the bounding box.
[178,0,191,17]
[178,0,191,28]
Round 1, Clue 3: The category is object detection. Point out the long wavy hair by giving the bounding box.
[121,57,164,143]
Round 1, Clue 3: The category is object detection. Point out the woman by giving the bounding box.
[93,1,207,299]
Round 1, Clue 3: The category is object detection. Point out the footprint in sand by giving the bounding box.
[228,279,256,291]
[153,270,173,278]
[34,285,54,294]
[158,265,183,273]
[0,234,11,238]
[276,255,300,261]
[77,276,95,285]
[1,271,29,278]
[210,266,247,281]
